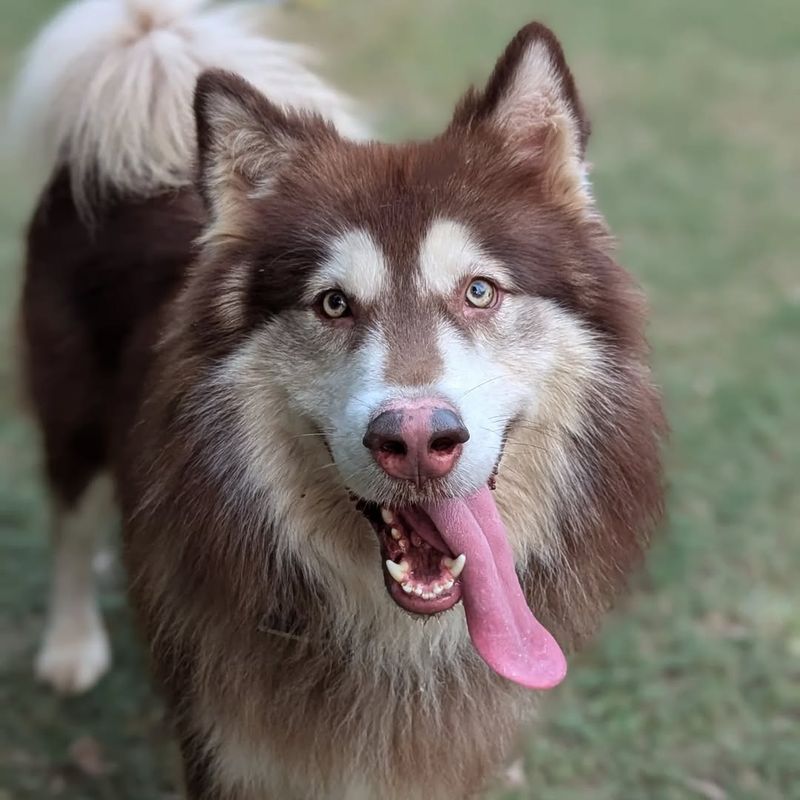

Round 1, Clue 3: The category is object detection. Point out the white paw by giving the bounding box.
[503,758,527,788]
[35,617,111,695]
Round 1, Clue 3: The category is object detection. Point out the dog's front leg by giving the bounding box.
[176,728,222,800]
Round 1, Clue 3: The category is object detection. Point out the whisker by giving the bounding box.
[458,375,504,401]
[492,417,558,431]
[502,441,552,455]
[486,417,564,443]
[312,461,341,474]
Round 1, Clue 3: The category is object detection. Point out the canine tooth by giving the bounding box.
[390,527,402,540]
[381,508,395,525]
[385,560,408,583]
[444,554,466,579]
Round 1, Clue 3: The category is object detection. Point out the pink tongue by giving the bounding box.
[422,487,567,689]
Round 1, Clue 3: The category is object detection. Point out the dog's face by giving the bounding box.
[187,24,657,688]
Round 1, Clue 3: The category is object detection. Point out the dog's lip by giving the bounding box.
[387,579,462,615]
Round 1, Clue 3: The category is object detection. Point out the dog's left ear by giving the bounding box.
[450,23,591,209]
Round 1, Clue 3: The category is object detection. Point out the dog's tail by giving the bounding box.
[9,0,365,211]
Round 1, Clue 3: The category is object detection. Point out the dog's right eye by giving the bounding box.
[319,290,352,319]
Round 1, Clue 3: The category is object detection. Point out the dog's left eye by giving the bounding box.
[319,290,352,319]
[465,279,497,309]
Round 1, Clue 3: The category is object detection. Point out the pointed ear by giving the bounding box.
[194,70,333,236]
[450,23,591,209]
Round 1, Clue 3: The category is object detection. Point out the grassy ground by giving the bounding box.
[1,1,799,798]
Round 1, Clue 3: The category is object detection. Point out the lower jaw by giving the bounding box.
[387,580,462,615]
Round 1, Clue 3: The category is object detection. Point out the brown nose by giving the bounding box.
[363,403,469,485]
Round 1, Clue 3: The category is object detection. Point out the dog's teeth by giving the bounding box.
[385,560,408,583]
[450,553,466,578]
[433,584,444,596]
[390,527,402,540]
[442,579,454,591]
[413,586,424,597]
[401,583,413,594]
[422,591,434,600]
[381,508,395,525]
[442,554,466,579]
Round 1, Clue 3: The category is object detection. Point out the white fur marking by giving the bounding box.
[201,332,470,674]
[307,229,389,304]
[417,219,513,296]
[35,475,113,694]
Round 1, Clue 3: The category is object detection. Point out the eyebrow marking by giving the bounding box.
[306,228,389,303]
[416,218,512,295]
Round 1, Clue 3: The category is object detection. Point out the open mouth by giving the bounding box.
[352,485,568,690]
[359,502,466,615]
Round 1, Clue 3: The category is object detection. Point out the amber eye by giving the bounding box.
[320,290,351,319]
[465,278,496,309]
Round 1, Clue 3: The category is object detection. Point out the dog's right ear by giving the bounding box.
[194,70,332,232]
[449,24,591,212]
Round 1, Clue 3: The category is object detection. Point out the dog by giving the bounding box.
[13,0,665,797]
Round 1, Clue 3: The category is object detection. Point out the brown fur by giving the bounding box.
[21,21,664,800]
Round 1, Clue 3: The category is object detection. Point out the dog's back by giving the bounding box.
[23,176,200,511]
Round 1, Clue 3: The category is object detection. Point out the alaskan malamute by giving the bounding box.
[14,1,665,797]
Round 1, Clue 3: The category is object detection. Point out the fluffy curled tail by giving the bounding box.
[9,0,365,210]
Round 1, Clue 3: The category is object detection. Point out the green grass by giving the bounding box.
[1,1,799,798]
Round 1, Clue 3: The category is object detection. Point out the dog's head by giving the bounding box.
[183,23,663,688]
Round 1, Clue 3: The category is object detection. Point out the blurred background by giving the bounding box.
[1,1,798,798]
